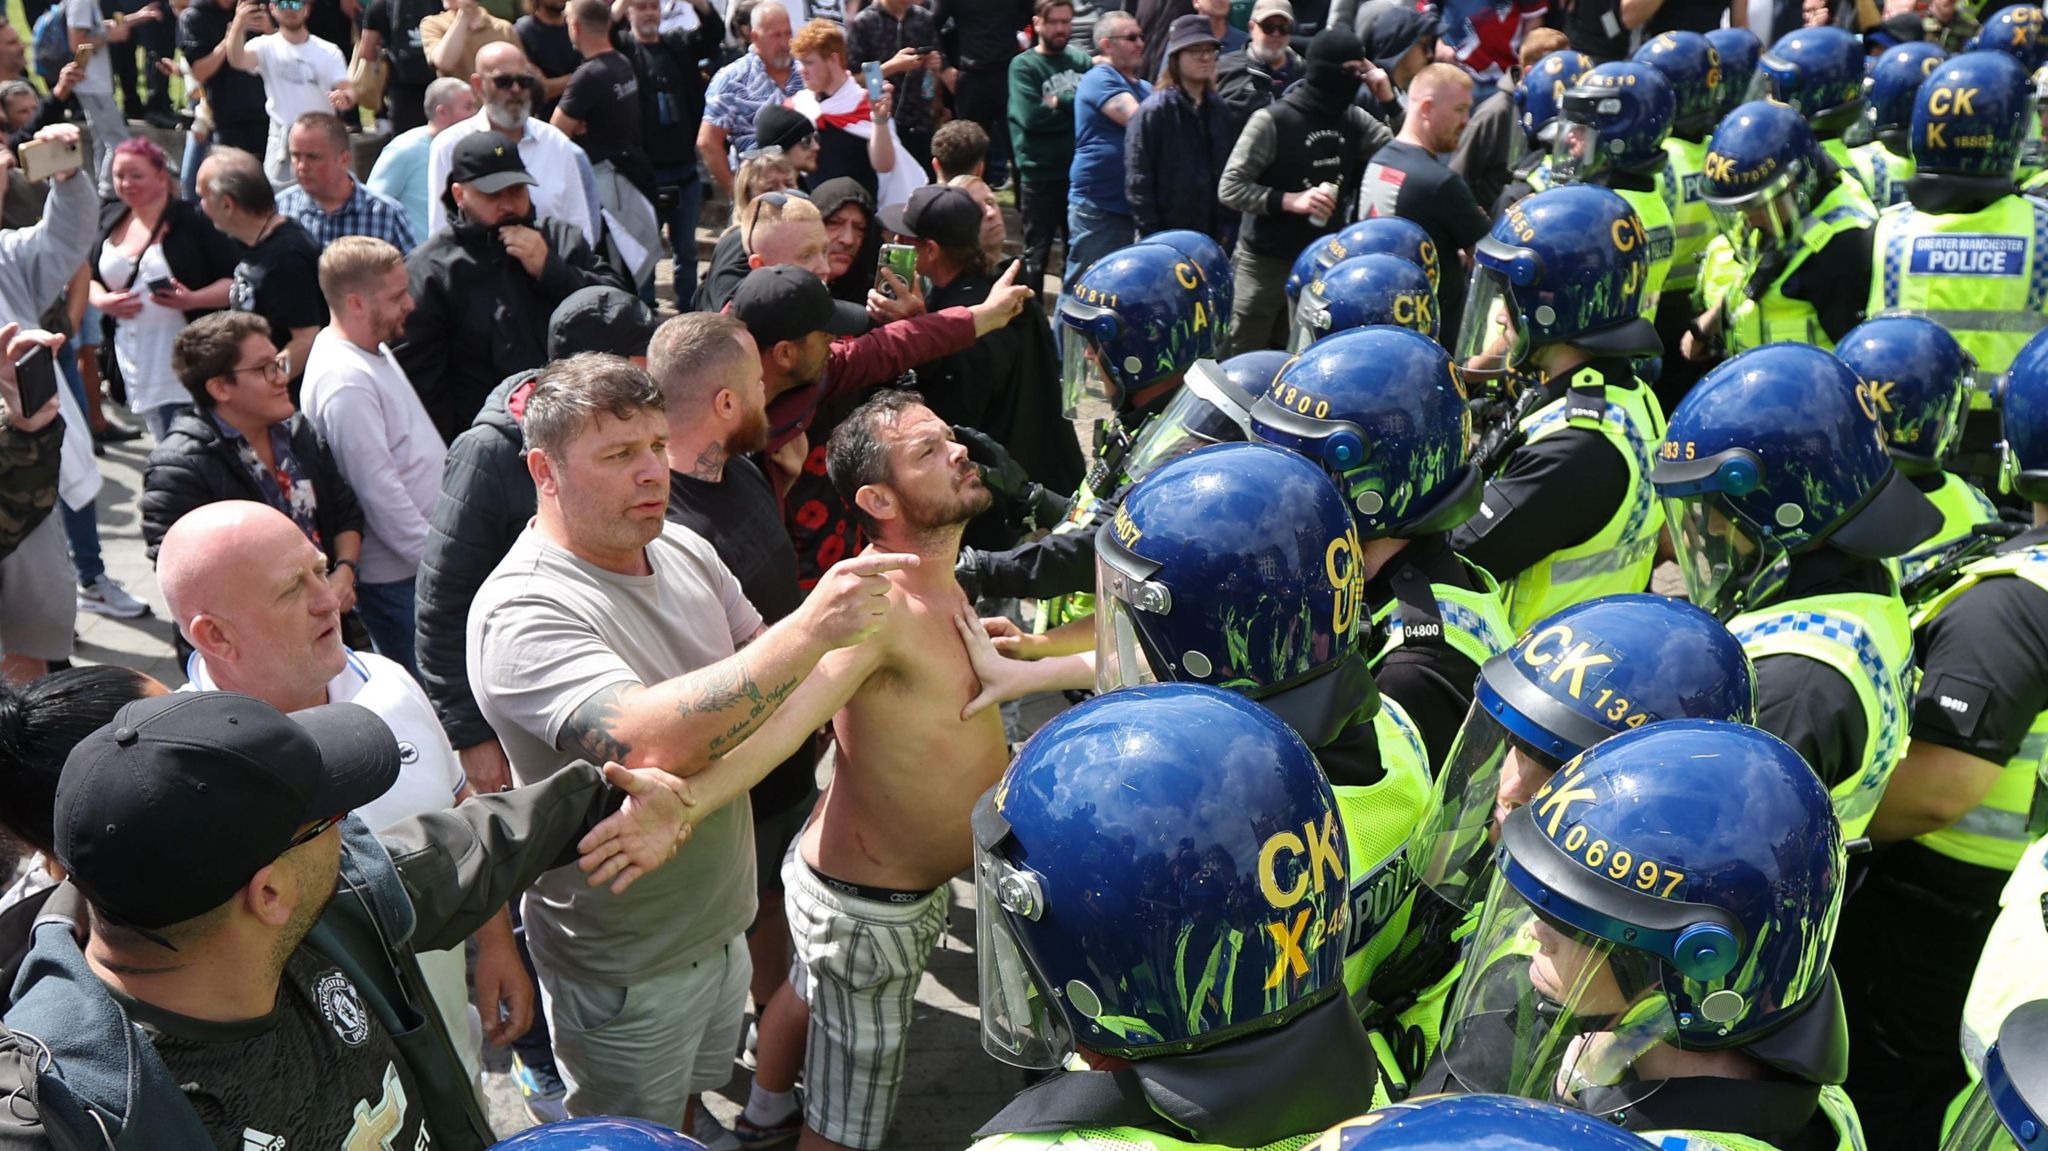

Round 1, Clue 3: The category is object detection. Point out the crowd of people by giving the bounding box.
[6,0,2048,1148]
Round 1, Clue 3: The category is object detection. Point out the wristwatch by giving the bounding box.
[330,557,360,578]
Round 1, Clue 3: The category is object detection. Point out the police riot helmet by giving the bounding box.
[1059,241,1218,415]
[1553,62,1678,182]
[1997,324,2048,502]
[1221,349,1296,398]
[1454,186,1660,385]
[1700,100,1831,266]
[1148,228,1236,352]
[492,1119,707,1151]
[1861,42,1949,150]
[1706,27,1764,119]
[1517,50,1596,149]
[1306,1094,1681,1151]
[1635,31,1727,138]
[1943,999,2048,1151]
[1835,315,1976,474]
[1650,343,1943,619]
[1409,594,1755,917]
[1114,358,1257,489]
[1439,720,1848,1111]
[1289,240,1325,311]
[1252,326,1481,539]
[1757,26,1868,135]
[1980,4,2048,73]
[1296,217,1445,303]
[974,683,1350,1067]
[1291,255,1441,349]
[1094,442,1376,747]
[1911,50,2037,178]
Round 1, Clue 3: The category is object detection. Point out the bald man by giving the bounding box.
[1358,62,1490,341]
[158,500,535,1082]
[424,40,601,243]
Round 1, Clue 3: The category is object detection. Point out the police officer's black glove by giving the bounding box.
[955,424,1067,533]
[956,546,986,603]
[1026,483,1075,529]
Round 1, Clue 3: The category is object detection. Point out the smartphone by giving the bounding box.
[12,345,58,418]
[146,276,175,295]
[17,136,83,183]
[862,59,884,105]
[876,242,917,298]
[72,42,95,65]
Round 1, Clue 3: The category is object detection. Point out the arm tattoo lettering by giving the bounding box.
[687,659,764,715]
[566,683,633,764]
[702,671,802,758]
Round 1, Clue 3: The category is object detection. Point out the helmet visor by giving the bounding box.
[1062,332,1120,418]
[1290,289,1334,353]
[1439,871,1679,1113]
[1663,493,1772,619]
[1455,265,1525,380]
[973,813,1074,1069]
[1706,168,1803,261]
[1551,118,1608,184]
[1094,585,1164,694]
[1410,702,1565,913]
[1121,360,1254,484]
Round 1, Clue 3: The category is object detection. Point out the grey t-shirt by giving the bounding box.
[468,520,764,982]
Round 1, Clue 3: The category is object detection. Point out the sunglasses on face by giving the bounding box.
[1101,32,1143,42]
[1256,18,1291,32]
[286,812,346,852]
[487,72,540,91]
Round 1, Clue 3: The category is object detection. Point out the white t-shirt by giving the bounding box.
[96,241,189,416]
[301,330,447,585]
[63,0,112,96]
[468,520,763,982]
[247,31,347,128]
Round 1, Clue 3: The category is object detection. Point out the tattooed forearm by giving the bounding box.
[566,683,634,764]
[707,675,801,758]
[687,660,766,715]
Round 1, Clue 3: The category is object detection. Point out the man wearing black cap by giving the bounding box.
[397,130,630,443]
[753,101,821,175]
[882,184,1083,518]
[0,691,697,1150]
[1218,25,1395,353]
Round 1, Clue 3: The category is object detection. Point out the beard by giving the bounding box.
[267,848,340,976]
[727,402,772,457]
[484,96,530,131]
[899,471,994,533]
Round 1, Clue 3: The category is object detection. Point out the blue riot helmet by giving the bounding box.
[1552,62,1678,182]
[1857,42,1949,149]
[1148,228,1235,351]
[1291,255,1441,349]
[1835,316,1976,474]
[1221,349,1295,397]
[1094,442,1377,747]
[1306,1095,1681,1151]
[1700,100,1830,265]
[1252,326,1479,538]
[1756,26,1868,136]
[1706,27,1763,118]
[493,1119,706,1150]
[1058,241,1217,415]
[1439,721,1849,1111]
[1912,50,2037,178]
[1636,31,1727,138]
[1295,217,1445,303]
[1288,241,1326,311]
[1998,325,2048,502]
[1517,49,1596,150]
[1942,999,2048,1151]
[1453,185,1660,390]
[1650,343,1943,619]
[1409,594,1755,917]
[1981,4,2048,72]
[974,683,1350,1068]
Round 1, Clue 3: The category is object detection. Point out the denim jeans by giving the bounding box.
[653,165,705,306]
[179,128,211,203]
[1063,202,1137,288]
[55,345,103,586]
[353,576,419,681]
[141,403,189,443]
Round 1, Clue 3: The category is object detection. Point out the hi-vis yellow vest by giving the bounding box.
[1662,138,1714,295]
[1729,591,1917,840]
[1336,700,1432,1013]
[1697,180,1876,354]
[1909,546,2048,871]
[1896,471,2002,594]
[1847,140,1916,209]
[1370,560,1514,674]
[1871,193,2048,404]
[1502,370,1668,633]
[1643,1087,1868,1151]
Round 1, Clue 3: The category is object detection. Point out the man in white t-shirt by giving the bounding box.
[156,499,535,1085]
[466,353,908,1129]
[302,236,445,679]
[224,0,354,187]
[65,0,163,193]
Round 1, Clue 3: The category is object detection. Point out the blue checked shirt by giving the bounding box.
[704,49,805,157]
[278,179,419,254]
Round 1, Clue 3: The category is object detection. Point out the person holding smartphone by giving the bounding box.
[845,0,939,173]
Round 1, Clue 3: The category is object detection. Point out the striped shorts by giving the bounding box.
[782,848,948,1150]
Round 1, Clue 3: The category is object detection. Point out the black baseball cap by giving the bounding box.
[876,185,983,250]
[55,693,400,931]
[448,131,537,194]
[729,264,869,348]
[549,286,659,359]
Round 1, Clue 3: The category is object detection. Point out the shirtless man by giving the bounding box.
[680,389,1008,1151]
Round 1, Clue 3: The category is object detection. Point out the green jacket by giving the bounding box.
[0,761,628,1151]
